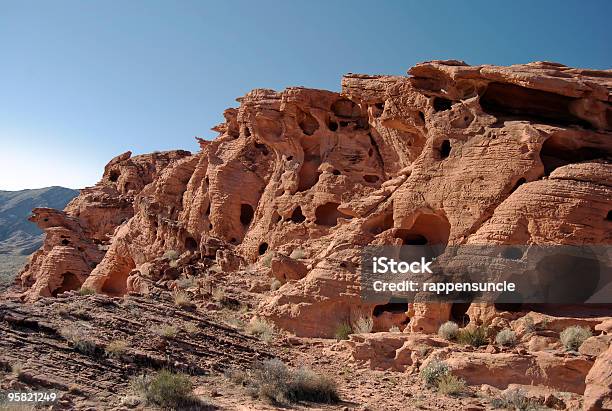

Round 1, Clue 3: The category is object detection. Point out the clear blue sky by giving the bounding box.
[1,0,610,190]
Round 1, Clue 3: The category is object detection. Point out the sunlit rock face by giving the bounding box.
[18,61,611,339]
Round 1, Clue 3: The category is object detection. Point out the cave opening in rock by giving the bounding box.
[327,119,338,131]
[258,242,268,255]
[539,136,608,175]
[185,237,198,251]
[255,143,269,156]
[433,97,453,112]
[61,239,70,246]
[52,272,82,297]
[536,253,601,303]
[372,301,410,332]
[502,246,524,260]
[373,302,409,317]
[363,174,380,183]
[494,302,524,313]
[314,202,351,227]
[450,302,471,326]
[101,270,129,296]
[439,139,451,159]
[244,127,251,137]
[297,155,322,192]
[240,204,255,226]
[109,170,120,182]
[332,169,341,176]
[331,98,359,118]
[480,82,593,129]
[607,210,612,221]
[510,177,527,194]
[367,212,394,235]
[396,213,451,247]
[297,109,319,136]
[290,207,306,223]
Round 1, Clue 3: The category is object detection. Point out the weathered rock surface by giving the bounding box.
[10,61,612,407]
[584,344,612,410]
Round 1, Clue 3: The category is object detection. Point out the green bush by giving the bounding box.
[79,287,96,296]
[131,370,209,410]
[245,318,275,344]
[235,359,339,405]
[437,373,466,396]
[491,388,537,411]
[438,321,459,340]
[495,328,517,346]
[334,322,352,341]
[60,326,97,355]
[163,250,180,261]
[560,326,592,351]
[419,359,450,387]
[457,326,488,347]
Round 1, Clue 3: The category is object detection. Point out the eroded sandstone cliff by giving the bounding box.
[16,60,611,334]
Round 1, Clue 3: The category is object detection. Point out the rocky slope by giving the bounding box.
[3,60,612,410]
[0,187,78,290]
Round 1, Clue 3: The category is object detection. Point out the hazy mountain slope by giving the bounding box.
[0,186,78,289]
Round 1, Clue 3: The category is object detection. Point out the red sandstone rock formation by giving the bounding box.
[18,61,611,337]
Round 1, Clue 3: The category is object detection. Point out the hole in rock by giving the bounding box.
[502,247,523,260]
[450,302,471,326]
[494,302,524,313]
[510,178,526,194]
[607,211,612,221]
[290,207,306,223]
[375,102,385,111]
[102,270,129,296]
[287,155,294,161]
[255,143,269,156]
[205,203,211,216]
[230,238,238,244]
[439,140,451,159]
[433,97,453,112]
[297,110,319,136]
[185,237,198,251]
[367,212,394,235]
[331,98,359,118]
[52,272,82,297]
[245,127,251,137]
[480,82,593,129]
[536,253,601,303]
[61,239,70,246]
[418,111,425,122]
[332,169,341,176]
[314,202,352,227]
[539,136,608,175]
[297,155,322,192]
[339,121,349,128]
[368,148,374,157]
[327,119,338,132]
[396,214,450,247]
[240,204,255,226]
[373,302,408,317]
[363,175,379,183]
[258,242,268,255]
[109,170,120,182]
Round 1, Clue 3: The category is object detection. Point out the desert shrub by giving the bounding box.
[261,252,275,267]
[246,318,274,344]
[176,277,196,289]
[10,363,23,377]
[560,326,592,351]
[437,373,466,396]
[159,325,178,338]
[419,359,450,387]
[184,322,199,335]
[130,370,208,410]
[163,250,179,261]
[79,287,96,296]
[173,291,192,308]
[352,316,373,334]
[236,359,339,405]
[169,259,179,268]
[334,322,352,341]
[389,326,400,333]
[60,326,97,355]
[105,339,128,358]
[212,288,226,304]
[289,248,305,260]
[457,326,488,347]
[495,328,517,346]
[269,278,282,291]
[491,388,537,410]
[438,321,459,340]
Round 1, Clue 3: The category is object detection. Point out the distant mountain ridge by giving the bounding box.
[0,186,79,289]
